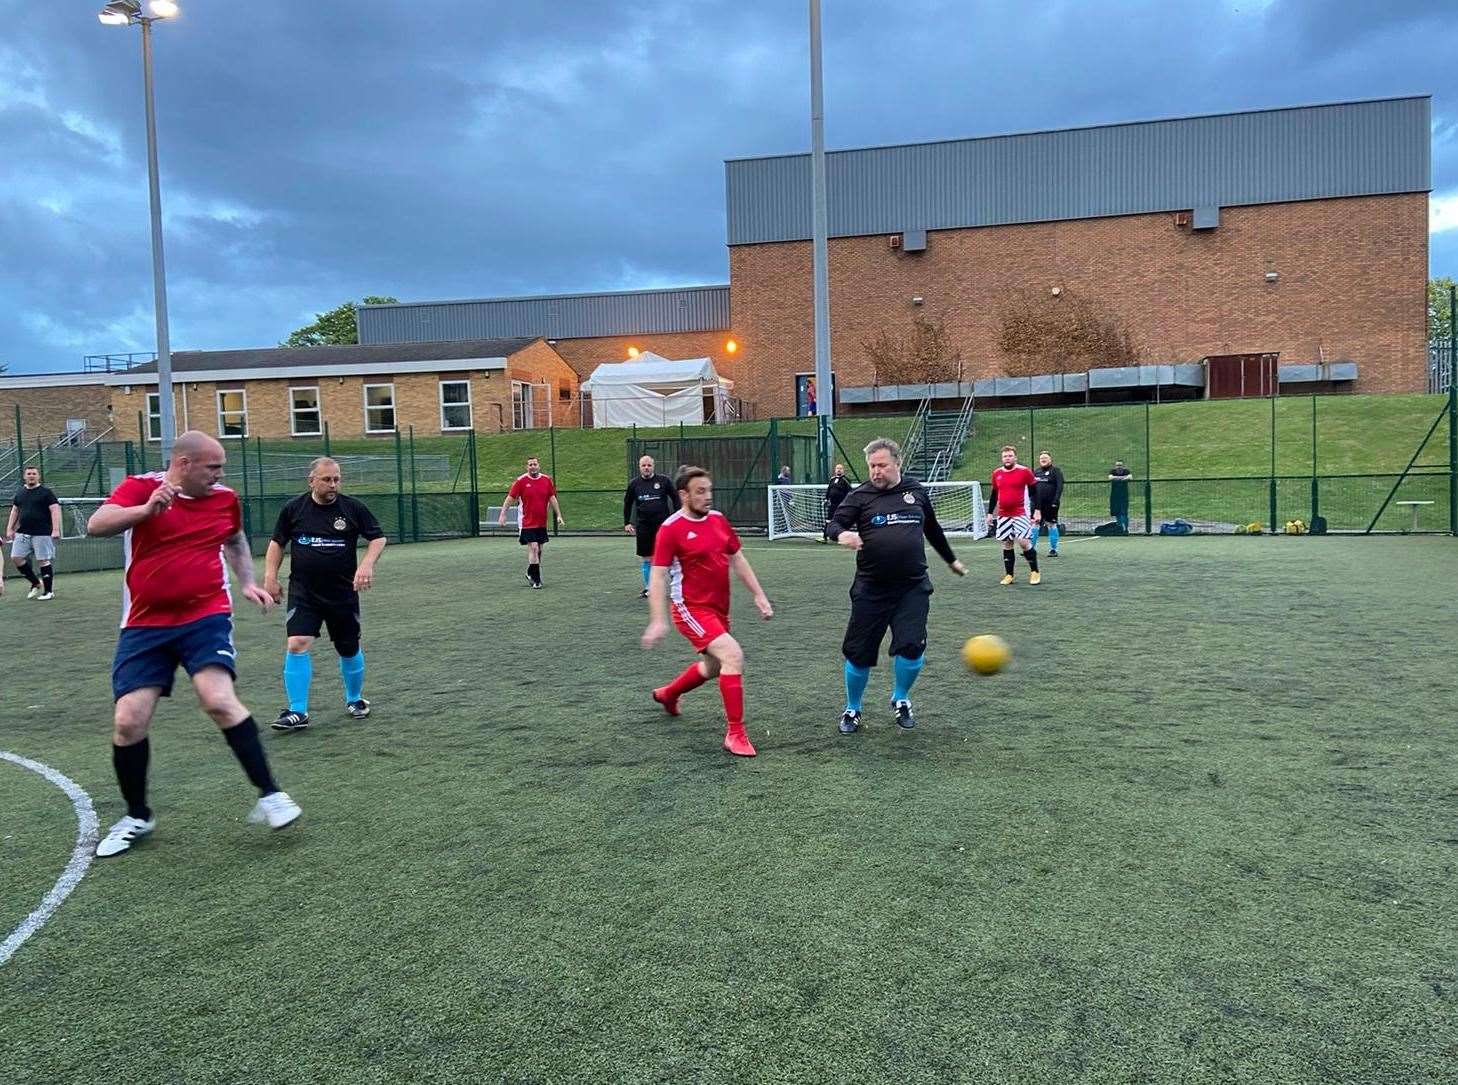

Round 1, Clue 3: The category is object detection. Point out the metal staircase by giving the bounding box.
[904,396,974,482]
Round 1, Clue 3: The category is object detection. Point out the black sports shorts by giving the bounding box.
[841,575,931,669]
[286,592,361,656]
[519,527,549,546]
[1035,502,1059,525]
[635,518,666,558]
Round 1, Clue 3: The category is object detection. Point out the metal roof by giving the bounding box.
[122,338,538,375]
[725,96,1431,245]
[357,285,730,345]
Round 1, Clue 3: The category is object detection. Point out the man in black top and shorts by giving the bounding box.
[263,458,386,730]
[822,462,851,542]
[1031,450,1065,556]
[623,454,678,598]
[6,466,61,599]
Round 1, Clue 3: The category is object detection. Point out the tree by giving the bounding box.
[996,287,1139,376]
[283,296,398,347]
[861,314,964,386]
[1428,277,1456,343]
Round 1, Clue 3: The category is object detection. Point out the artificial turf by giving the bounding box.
[1,535,1454,1083]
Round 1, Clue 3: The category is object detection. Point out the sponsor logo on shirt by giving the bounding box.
[296,535,347,549]
[871,512,922,527]
[903,492,915,504]
[334,517,347,530]
[686,531,697,539]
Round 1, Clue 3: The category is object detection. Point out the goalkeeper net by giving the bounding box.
[59,497,105,539]
[768,482,988,541]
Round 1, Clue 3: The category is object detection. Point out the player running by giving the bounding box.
[500,456,564,588]
[827,438,965,734]
[623,455,679,598]
[641,466,773,757]
[86,430,301,858]
[987,445,1041,585]
[7,466,61,599]
[263,457,387,731]
[1030,450,1065,556]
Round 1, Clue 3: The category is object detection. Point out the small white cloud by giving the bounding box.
[1431,191,1458,235]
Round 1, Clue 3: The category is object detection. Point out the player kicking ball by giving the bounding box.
[987,445,1041,585]
[641,466,773,757]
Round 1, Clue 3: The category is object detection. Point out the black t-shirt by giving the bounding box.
[1109,467,1131,490]
[271,493,384,601]
[1032,466,1064,506]
[827,477,957,584]
[12,485,59,535]
[824,474,852,512]
[623,474,679,526]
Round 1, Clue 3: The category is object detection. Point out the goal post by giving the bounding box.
[767,482,989,541]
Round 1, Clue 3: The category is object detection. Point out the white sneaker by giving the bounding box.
[96,815,156,857]
[38,592,54,601]
[26,586,40,600]
[247,791,302,830]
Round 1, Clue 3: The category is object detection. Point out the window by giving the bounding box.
[145,392,162,442]
[439,379,472,431]
[216,389,248,438]
[364,383,396,434]
[290,386,322,436]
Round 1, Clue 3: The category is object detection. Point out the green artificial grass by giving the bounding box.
[2,536,1455,1083]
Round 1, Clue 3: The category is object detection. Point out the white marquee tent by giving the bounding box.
[580,353,735,428]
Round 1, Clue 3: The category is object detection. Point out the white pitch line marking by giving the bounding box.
[0,752,99,967]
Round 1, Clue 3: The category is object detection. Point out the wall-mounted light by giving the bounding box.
[911,296,924,306]
[627,346,640,359]
[1050,286,1063,297]
[725,339,738,354]
[1265,271,1280,283]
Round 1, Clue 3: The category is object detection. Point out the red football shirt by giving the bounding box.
[508,472,556,529]
[106,473,242,628]
[652,509,742,614]
[990,465,1036,518]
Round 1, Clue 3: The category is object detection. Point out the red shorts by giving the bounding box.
[672,602,730,653]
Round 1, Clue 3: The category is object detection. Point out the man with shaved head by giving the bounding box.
[263,457,386,730]
[87,430,301,858]
[622,454,678,597]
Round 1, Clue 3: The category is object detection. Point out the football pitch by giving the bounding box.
[2,535,1455,1084]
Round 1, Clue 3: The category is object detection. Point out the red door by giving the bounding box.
[1207,353,1277,399]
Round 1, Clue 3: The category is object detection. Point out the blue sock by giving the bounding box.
[892,654,925,703]
[283,651,312,714]
[640,560,651,588]
[843,660,871,713]
[1049,524,1060,550]
[1029,524,1040,547]
[339,651,366,704]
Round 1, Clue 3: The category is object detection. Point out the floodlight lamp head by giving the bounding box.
[98,0,140,24]
[148,0,180,17]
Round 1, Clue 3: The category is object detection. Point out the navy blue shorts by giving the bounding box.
[111,613,238,701]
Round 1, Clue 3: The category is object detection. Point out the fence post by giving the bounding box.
[124,441,135,476]
[323,419,331,457]
[238,429,251,534]
[1028,407,1035,456]
[137,411,147,470]
[549,426,558,537]
[1310,396,1319,525]
[13,404,21,454]
[1269,396,1278,533]
[467,429,480,536]
[256,436,266,501]
[1143,403,1152,534]
[1449,283,1456,536]
[769,418,780,480]
[409,426,420,543]
[94,442,104,496]
[37,439,45,481]
[393,428,406,543]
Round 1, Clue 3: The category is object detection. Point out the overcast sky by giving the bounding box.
[2,0,1454,374]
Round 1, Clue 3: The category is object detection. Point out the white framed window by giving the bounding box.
[216,389,248,438]
[439,379,472,431]
[290,385,322,436]
[363,383,396,434]
[145,392,162,442]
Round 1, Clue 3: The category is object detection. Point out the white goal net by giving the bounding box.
[768,482,988,541]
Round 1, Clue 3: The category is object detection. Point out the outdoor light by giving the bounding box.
[98,0,140,24]
[725,339,738,354]
[1265,271,1280,283]
[627,346,641,359]
[148,0,179,15]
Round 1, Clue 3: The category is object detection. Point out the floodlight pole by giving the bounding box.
[809,0,833,439]
[139,17,177,458]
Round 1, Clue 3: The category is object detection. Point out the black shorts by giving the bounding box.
[635,519,666,559]
[841,576,932,669]
[1035,503,1059,525]
[286,593,361,655]
[519,527,549,546]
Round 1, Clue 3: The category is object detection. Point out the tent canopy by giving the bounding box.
[581,353,726,390]
[580,353,733,428]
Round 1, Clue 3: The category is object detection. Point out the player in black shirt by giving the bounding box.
[623,455,679,598]
[6,467,61,599]
[827,438,965,733]
[262,458,386,730]
[822,462,851,542]
[1030,451,1065,556]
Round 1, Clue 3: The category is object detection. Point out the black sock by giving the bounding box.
[1024,547,1039,571]
[17,562,39,588]
[529,562,541,584]
[1003,550,1015,575]
[222,717,279,796]
[113,739,152,821]
[40,565,53,592]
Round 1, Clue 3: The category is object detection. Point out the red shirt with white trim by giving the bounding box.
[106,473,242,628]
[508,472,556,529]
[990,465,1036,518]
[652,509,741,614]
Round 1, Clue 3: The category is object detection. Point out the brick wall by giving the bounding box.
[0,384,113,444]
[505,340,582,427]
[729,193,1429,416]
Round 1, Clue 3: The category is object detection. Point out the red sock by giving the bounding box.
[718,673,744,726]
[663,662,709,701]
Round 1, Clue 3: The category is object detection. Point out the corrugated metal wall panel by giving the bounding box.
[358,286,730,345]
[726,97,1430,244]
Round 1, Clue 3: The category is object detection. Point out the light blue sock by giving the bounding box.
[339,651,366,704]
[1049,524,1060,550]
[843,660,871,713]
[1029,524,1040,547]
[640,560,651,588]
[283,651,312,714]
[892,654,925,703]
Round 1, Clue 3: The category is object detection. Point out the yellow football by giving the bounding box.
[962,634,1010,675]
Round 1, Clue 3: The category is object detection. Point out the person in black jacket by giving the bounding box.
[623,455,679,597]
[1031,450,1065,556]
[821,463,851,542]
[827,438,965,734]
